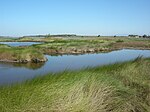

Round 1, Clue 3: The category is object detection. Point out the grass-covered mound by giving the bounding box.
[0,45,47,63]
[30,37,150,54]
[0,58,150,112]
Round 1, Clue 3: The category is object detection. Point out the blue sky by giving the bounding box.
[0,0,150,36]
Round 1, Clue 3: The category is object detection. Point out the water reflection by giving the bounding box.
[0,62,45,70]
[0,49,150,86]
[13,62,45,70]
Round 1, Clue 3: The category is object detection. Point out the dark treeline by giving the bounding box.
[128,34,150,38]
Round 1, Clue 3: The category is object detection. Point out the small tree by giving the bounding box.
[46,34,51,38]
[143,34,147,38]
[98,35,100,37]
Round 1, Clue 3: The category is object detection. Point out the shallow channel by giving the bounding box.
[0,49,150,86]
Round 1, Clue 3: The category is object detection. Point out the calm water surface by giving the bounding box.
[0,42,42,47]
[0,49,150,86]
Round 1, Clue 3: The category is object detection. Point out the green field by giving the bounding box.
[0,58,150,112]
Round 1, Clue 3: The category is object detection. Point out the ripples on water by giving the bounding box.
[0,49,150,85]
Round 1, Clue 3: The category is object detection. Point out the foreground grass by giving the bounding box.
[0,58,150,112]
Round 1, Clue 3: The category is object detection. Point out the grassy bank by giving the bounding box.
[30,37,150,54]
[0,37,17,42]
[1,36,150,55]
[0,58,150,112]
[27,37,150,54]
[0,37,150,62]
[0,45,47,63]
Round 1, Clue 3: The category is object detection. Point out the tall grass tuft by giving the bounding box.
[0,58,150,112]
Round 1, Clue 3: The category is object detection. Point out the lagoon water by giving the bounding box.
[0,49,150,86]
[0,42,42,47]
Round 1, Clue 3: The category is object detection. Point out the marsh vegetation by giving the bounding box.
[0,58,150,112]
[0,36,150,62]
[0,36,150,112]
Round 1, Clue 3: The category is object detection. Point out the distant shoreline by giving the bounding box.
[0,36,150,63]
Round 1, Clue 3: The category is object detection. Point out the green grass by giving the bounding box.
[0,37,17,42]
[0,46,46,62]
[0,44,11,48]
[30,38,115,54]
[0,58,150,112]
[1,36,150,55]
[29,37,150,54]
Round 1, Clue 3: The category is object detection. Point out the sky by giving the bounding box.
[0,0,150,37]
